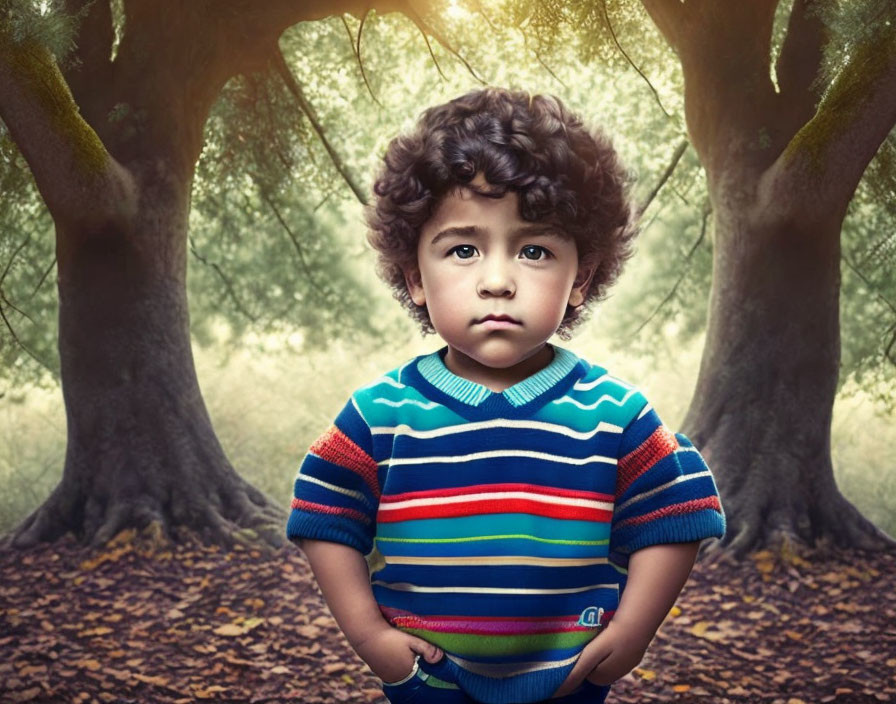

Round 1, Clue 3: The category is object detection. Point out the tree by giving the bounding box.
[3,0,895,556]
[637,0,896,553]
[0,0,394,547]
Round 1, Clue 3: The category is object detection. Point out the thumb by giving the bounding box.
[408,637,443,663]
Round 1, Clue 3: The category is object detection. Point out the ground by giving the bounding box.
[1,530,894,704]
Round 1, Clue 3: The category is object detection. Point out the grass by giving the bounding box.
[1,330,894,541]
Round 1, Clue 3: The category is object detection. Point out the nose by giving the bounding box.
[477,257,515,298]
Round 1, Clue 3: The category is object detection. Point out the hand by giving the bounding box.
[551,622,650,698]
[353,625,443,684]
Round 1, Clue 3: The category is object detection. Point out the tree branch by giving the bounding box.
[630,201,711,338]
[272,47,368,205]
[341,15,383,107]
[776,0,825,101]
[637,138,690,216]
[61,0,114,114]
[257,190,328,299]
[780,23,896,215]
[841,251,896,366]
[641,0,687,52]
[187,236,258,323]
[602,0,672,120]
[412,16,449,82]
[643,1,781,175]
[0,294,56,375]
[401,4,487,85]
[774,0,826,134]
[0,29,135,231]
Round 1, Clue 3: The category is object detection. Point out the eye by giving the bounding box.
[520,245,549,260]
[449,245,477,259]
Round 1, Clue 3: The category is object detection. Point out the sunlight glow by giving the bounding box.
[445,0,472,21]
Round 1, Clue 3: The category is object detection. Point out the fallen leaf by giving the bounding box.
[213,623,245,636]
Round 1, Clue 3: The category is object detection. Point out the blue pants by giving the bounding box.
[382,657,611,704]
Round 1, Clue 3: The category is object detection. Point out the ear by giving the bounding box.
[404,266,426,307]
[568,265,595,308]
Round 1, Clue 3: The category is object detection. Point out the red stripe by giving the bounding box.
[309,426,380,499]
[291,498,371,525]
[380,483,613,504]
[617,425,678,498]
[377,499,613,523]
[614,496,722,530]
[381,608,616,635]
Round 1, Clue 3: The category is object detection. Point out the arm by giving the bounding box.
[300,538,443,683]
[552,541,699,697]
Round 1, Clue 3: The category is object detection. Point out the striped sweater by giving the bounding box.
[287,346,725,704]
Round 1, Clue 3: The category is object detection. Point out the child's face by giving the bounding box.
[405,179,590,386]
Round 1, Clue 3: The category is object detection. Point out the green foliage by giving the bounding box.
[1,0,79,61]
[0,0,893,405]
[815,0,896,90]
[840,134,896,411]
[0,172,59,388]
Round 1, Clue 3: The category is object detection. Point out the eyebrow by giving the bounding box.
[429,224,567,246]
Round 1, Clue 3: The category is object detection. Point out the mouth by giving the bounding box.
[475,314,522,329]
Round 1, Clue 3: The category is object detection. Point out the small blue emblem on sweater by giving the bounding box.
[577,606,605,628]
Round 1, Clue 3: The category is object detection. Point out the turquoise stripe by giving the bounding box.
[535,391,644,428]
[375,514,611,543]
[377,537,613,559]
[358,397,463,429]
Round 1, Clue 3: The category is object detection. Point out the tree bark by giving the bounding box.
[13,166,283,547]
[683,201,889,554]
[2,0,415,547]
[642,0,896,555]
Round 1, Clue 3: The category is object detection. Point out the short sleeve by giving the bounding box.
[609,397,725,557]
[286,396,380,554]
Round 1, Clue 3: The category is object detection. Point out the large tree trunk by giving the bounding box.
[14,169,281,547]
[642,0,896,555]
[683,199,887,553]
[0,0,383,547]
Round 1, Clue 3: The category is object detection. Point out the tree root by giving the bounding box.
[8,474,287,551]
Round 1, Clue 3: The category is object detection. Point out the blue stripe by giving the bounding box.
[375,562,620,589]
[373,585,619,618]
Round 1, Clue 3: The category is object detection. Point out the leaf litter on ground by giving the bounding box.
[1,528,894,703]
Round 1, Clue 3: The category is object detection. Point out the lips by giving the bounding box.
[475,314,522,329]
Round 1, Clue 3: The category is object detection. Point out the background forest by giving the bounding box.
[2,2,896,702]
[1,0,894,541]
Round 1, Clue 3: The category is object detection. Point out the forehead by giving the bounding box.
[422,187,567,242]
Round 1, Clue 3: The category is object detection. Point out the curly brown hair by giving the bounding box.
[366,87,638,339]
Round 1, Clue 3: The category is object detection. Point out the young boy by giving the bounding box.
[287,88,725,704]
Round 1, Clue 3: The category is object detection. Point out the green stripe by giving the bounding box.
[421,674,459,690]
[404,628,596,657]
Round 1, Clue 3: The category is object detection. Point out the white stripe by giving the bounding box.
[616,468,713,512]
[573,373,610,391]
[296,474,371,506]
[378,449,616,467]
[379,491,613,512]
[371,580,618,595]
[447,652,581,678]
[552,387,638,410]
[370,418,622,440]
[373,398,442,410]
[637,402,652,419]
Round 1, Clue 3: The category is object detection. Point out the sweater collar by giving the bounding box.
[416,345,580,408]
